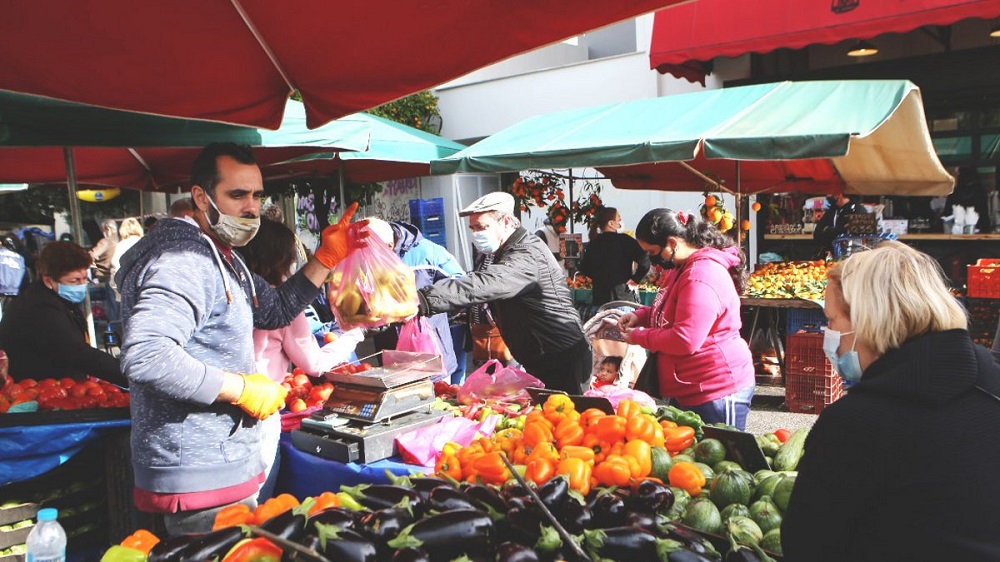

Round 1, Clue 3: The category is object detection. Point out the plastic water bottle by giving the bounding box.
[25,508,66,562]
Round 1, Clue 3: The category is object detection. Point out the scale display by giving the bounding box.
[322,379,435,423]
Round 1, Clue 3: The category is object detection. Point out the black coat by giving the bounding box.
[782,330,1000,561]
[812,199,866,250]
[578,232,650,306]
[0,281,124,385]
[419,227,585,367]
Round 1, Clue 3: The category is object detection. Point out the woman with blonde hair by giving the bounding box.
[783,241,1000,561]
[110,218,144,298]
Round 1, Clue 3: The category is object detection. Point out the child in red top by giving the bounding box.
[592,356,622,389]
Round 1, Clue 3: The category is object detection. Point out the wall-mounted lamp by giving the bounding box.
[847,40,879,57]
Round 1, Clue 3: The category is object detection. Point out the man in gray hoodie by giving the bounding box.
[116,143,360,535]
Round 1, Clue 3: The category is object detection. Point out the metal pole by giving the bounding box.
[567,169,574,234]
[64,147,98,349]
[338,165,347,218]
[735,161,742,247]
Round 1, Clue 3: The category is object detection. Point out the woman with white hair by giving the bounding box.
[782,241,1000,561]
[110,218,144,298]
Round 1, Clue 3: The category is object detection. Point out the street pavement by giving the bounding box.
[746,384,818,434]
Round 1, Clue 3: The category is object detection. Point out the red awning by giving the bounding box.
[650,0,1000,84]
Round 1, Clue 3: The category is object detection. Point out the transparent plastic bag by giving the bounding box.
[396,318,447,381]
[327,223,419,329]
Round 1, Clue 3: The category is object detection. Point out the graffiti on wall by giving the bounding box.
[370,178,419,221]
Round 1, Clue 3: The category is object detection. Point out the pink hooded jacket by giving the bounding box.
[630,246,754,406]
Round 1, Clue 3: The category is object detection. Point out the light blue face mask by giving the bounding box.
[472,229,501,254]
[822,327,863,383]
[57,283,88,304]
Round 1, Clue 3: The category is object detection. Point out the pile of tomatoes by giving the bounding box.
[0,377,129,413]
[280,369,335,413]
[327,361,375,376]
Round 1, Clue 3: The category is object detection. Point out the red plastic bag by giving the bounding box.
[457,360,545,405]
[396,318,447,381]
[327,223,419,329]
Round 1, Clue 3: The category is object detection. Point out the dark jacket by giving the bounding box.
[578,232,650,306]
[0,281,124,385]
[783,330,1000,562]
[419,227,584,366]
[812,198,866,250]
[373,221,464,377]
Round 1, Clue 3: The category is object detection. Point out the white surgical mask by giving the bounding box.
[822,327,863,383]
[472,226,502,254]
[206,195,260,247]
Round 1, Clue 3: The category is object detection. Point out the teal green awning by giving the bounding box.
[432,80,954,196]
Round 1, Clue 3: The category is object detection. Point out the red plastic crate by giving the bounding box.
[967,259,1000,299]
[784,332,843,414]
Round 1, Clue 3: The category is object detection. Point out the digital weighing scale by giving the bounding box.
[290,351,449,463]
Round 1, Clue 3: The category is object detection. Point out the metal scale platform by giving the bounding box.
[290,351,448,464]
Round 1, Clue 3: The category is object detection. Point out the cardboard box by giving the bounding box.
[881,219,908,235]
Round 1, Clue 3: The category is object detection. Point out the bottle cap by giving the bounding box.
[36,508,57,521]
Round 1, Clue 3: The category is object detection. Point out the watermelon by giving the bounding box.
[749,497,783,534]
[693,438,727,466]
[710,468,754,508]
[682,497,722,534]
[713,460,742,474]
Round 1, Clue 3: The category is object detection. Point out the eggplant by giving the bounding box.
[281,533,323,562]
[315,526,377,562]
[501,506,544,545]
[560,500,592,534]
[358,507,414,545]
[660,523,722,559]
[464,484,509,514]
[147,534,198,562]
[505,496,531,512]
[174,527,245,562]
[428,486,486,513]
[501,481,532,502]
[260,507,307,542]
[536,476,568,514]
[725,546,763,562]
[591,493,628,528]
[495,542,541,562]
[307,507,359,534]
[670,549,724,562]
[582,527,660,558]
[339,485,426,516]
[632,480,674,514]
[625,511,659,533]
[392,547,431,562]
[387,509,493,560]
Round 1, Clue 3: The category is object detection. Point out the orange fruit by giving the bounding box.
[751,202,762,212]
[741,219,752,231]
[705,195,717,207]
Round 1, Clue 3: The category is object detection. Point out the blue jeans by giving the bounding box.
[669,385,755,431]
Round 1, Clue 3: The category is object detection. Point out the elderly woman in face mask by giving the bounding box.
[782,241,1000,561]
[0,242,125,386]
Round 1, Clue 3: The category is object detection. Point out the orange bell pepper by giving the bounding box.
[663,425,696,453]
[625,414,657,443]
[307,491,341,515]
[524,409,553,430]
[251,495,296,526]
[543,394,576,425]
[669,461,707,496]
[472,451,511,485]
[493,428,522,457]
[579,408,607,432]
[435,452,463,481]
[525,458,557,486]
[593,415,628,443]
[120,529,160,554]
[554,418,585,449]
[660,419,679,429]
[623,439,652,478]
[527,441,560,465]
[559,445,596,465]
[523,421,555,448]
[593,456,632,487]
[650,420,665,448]
[557,457,592,496]
[616,399,644,420]
[582,433,612,463]
[512,443,532,465]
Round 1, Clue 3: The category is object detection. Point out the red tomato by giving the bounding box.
[38,378,60,389]
[86,386,106,398]
[5,384,24,399]
[774,428,792,443]
[18,378,38,388]
[359,363,374,372]
[69,384,91,398]
[323,332,336,344]
[0,397,10,413]
[289,398,308,413]
[59,377,77,388]
[291,367,305,377]
[292,374,311,388]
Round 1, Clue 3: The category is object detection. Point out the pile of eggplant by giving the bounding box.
[143,474,776,562]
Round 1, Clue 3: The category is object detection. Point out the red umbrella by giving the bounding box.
[0,1,684,130]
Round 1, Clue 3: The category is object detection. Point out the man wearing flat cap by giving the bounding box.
[417,192,590,393]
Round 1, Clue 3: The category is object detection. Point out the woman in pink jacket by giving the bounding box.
[238,218,363,499]
[619,208,755,429]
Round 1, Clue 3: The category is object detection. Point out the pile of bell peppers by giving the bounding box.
[434,396,701,498]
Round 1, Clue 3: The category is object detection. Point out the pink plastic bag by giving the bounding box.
[395,415,499,467]
[457,360,545,405]
[327,223,419,329]
[584,386,657,410]
[396,318,447,381]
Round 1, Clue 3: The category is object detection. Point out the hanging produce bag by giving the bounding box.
[396,318,447,381]
[327,223,419,329]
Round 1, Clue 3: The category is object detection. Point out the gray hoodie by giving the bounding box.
[116,218,318,495]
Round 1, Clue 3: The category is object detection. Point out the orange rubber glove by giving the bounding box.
[233,374,288,420]
[314,202,368,269]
